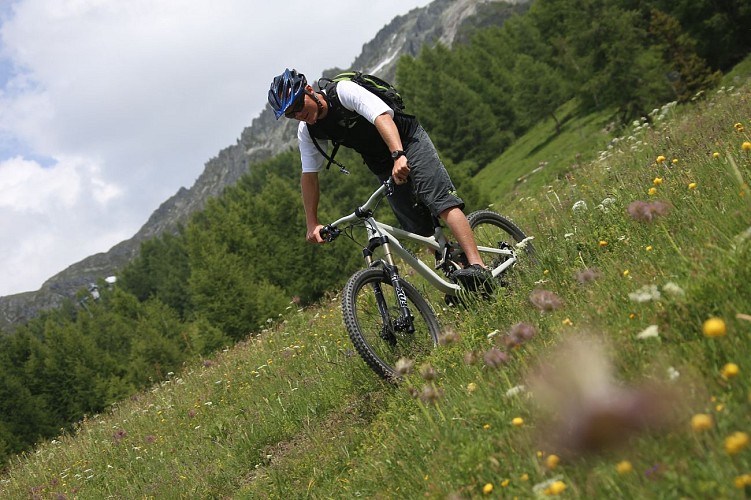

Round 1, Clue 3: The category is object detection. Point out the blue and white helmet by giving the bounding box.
[268,68,307,119]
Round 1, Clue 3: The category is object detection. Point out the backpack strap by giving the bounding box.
[306,124,350,175]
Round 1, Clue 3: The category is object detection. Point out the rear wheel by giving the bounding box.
[467,210,536,287]
[342,267,440,381]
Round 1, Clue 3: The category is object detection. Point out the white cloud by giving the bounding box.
[0,0,432,296]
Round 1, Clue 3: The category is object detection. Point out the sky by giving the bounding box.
[0,0,433,296]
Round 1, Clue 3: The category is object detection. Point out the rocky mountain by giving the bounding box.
[0,0,529,331]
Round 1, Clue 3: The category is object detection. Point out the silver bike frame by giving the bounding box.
[328,183,518,296]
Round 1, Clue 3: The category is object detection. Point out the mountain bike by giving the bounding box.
[320,178,535,381]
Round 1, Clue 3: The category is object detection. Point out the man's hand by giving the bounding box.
[306,224,326,244]
[392,156,410,185]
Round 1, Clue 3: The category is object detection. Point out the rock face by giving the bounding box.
[0,0,529,330]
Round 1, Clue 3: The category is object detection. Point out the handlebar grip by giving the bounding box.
[319,225,341,242]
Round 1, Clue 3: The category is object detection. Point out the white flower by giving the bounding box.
[505,385,526,397]
[515,236,535,249]
[662,282,685,299]
[487,329,500,340]
[667,366,680,381]
[629,285,661,303]
[564,233,574,239]
[572,200,588,213]
[533,475,564,495]
[636,324,659,339]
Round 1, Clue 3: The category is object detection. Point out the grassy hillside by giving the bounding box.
[3,69,751,498]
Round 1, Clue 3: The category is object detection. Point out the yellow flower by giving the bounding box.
[648,187,658,195]
[512,417,524,427]
[743,141,751,151]
[716,404,725,412]
[735,474,751,489]
[645,245,653,251]
[688,182,697,190]
[703,317,727,337]
[520,473,529,481]
[545,454,560,469]
[735,123,745,132]
[653,177,663,185]
[483,424,491,430]
[725,431,750,455]
[721,363,740,379]
[691,413,713,432]
[483,483,494,495]
[545,481,567,496]
[501,479,510,487]
[672,158,679,165]
[713,152,720,158]
[562,318,573,326]
[623,270,630,277]
[616,460,633,474]
[599,240,608,247]
[467,382,478,393]
[656,155,666,163]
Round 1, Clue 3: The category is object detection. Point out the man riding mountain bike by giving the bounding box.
[268,68,489,287]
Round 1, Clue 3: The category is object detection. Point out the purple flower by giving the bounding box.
[575,268,602,284]
[483,348,509,368]
[529,289,564,312]
[505,322,537,348]
[627,200,671,222]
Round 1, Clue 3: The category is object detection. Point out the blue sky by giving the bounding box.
[0,0,432,296]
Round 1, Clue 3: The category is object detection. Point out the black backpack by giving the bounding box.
[309,71,406,174]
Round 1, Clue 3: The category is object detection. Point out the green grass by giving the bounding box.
[3,66,751,498]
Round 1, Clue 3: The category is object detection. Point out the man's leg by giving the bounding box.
[440,206,485,268]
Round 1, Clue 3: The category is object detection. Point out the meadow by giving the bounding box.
[2,68,751,498]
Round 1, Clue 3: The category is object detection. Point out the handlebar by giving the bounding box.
[319,225,341,243]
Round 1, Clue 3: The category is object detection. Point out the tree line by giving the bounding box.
[1,0,747,465]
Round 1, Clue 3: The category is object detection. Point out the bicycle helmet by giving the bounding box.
[268,68,307,119]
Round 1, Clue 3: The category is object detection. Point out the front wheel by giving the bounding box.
[342,267,440,381]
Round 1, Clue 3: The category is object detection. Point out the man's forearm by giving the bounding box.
[301,172,320,228]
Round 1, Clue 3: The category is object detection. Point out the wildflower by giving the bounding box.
[419,384,444,404]
[599,240,608,247]
[636,325,659,339]
[725,431,749,455]
[666,366,680,381]
[520,473,529,481]
[627,200,671,222]
[662,282,685,299]
[572,200,588,213]
[506,385,526,397]
[645,245,653,251]
[672,158,679,165]
[623,270,630,277]
[735,474,751,489]
[562,318,573,326]
[656,155,666,164]
[691,413,713,432]
[688,182,697,190]
[545,481,567,496]
[648,187,658,195]
[505,322,537,347]
[735,123,745,132]
[467,382,478,394]
[512,417,524,427]
[575,267,601,284]
[463,350,479,365]
[501,479,510,487]
[483,348,509,368]
[703,317,727,338]
[653,177,663,185]
[420,364,437,381]
[529,289,564,312]
[438,329,460,346]
[721,363,740,379]
[616,460,633,474]
[483,483,493,495]
[395,358,414,376]
[545,454,560,469]
[483,423,491,430]
[743,142,751,151]
[628,284,661,303]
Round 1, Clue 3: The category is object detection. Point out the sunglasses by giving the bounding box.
[284,94,305,118]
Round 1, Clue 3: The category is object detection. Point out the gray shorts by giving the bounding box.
[379,125,464,236]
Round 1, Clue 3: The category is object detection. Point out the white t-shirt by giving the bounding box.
[298,80,393,173]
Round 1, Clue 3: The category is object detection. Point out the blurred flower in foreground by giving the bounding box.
[505,322,537,348]
[484,348,509,368]
[527,335,679,455]
[627,200,671,222]
[703,317,727,338]
[616,460,633,474]
[743,141,751,151]
[575,267,601,284]
[721,363,740,379]
[691,413,713,432]
[395,357,414,376]
[725,431,749,455]
[529,289,564,312]
[629,284,661,303]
